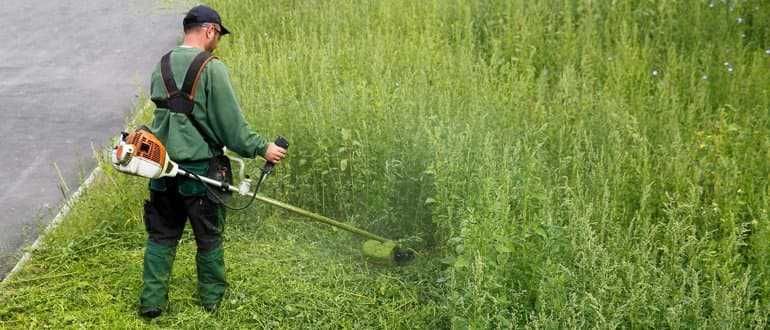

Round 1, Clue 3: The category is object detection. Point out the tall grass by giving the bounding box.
[216,0,770,326]
[3,0,770,327]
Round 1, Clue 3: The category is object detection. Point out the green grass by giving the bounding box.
[3,0,770,327]
[0,115,447,328]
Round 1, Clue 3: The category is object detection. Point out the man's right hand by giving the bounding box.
[264,142,287,164]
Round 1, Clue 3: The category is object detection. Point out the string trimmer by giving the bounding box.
[110,127,415,265]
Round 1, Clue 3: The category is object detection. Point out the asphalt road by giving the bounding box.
[0,0,183,278]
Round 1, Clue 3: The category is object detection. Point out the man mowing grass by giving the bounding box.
[138,5,287,318]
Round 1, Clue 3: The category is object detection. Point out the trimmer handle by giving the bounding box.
[262,136,289,174]
[275,136,290,149]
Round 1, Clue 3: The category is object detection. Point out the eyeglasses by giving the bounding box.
[201,23,222,35]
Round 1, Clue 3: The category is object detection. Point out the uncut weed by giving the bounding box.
[214,0,770,326]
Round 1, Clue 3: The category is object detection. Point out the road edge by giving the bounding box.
[1,166,103,284]
[1,98,153,285]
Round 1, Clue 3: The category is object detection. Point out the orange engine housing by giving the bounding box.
[126,128,166,167]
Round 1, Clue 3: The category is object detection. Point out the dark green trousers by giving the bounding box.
[139,179,228,310]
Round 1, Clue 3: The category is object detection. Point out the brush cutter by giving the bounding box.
[111,127,415,265]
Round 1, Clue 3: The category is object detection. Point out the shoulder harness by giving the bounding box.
[151,50,222,150]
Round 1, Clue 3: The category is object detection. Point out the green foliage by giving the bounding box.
[4,0,770,327]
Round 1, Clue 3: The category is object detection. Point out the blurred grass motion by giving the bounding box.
[3,0,770,327]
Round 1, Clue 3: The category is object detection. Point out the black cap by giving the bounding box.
[183,5,230,35]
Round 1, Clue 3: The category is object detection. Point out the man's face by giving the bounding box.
[203,23,222,52]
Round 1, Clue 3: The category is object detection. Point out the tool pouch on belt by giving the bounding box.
[206,154,233,204]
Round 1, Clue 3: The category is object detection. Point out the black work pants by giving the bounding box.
[143,180,225,252]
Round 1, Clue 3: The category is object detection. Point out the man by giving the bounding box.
[138,5,286,318]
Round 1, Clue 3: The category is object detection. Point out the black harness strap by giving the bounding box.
[159,52,179,97]
[182,52,215,99]
[152,50,222,150]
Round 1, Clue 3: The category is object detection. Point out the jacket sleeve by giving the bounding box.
[203,59,268,158]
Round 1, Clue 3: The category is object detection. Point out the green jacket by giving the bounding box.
[148,46,268,195]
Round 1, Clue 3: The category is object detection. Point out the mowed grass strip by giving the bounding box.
[0,134,447,328]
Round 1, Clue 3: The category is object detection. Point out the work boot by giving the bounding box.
[196,246,228,309]
[139,306,162,319]
[139,240,177,317]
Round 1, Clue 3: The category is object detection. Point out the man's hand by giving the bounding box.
[264,142,287,164]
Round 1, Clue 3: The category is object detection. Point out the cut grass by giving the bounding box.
[0,144,447,328]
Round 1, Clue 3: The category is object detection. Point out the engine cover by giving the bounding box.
[110,127,178,179]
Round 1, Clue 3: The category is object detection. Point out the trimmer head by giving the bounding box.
[392,246,416,265]
[362,240,415,266]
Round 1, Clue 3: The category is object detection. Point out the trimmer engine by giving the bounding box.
[111,127,179,179]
